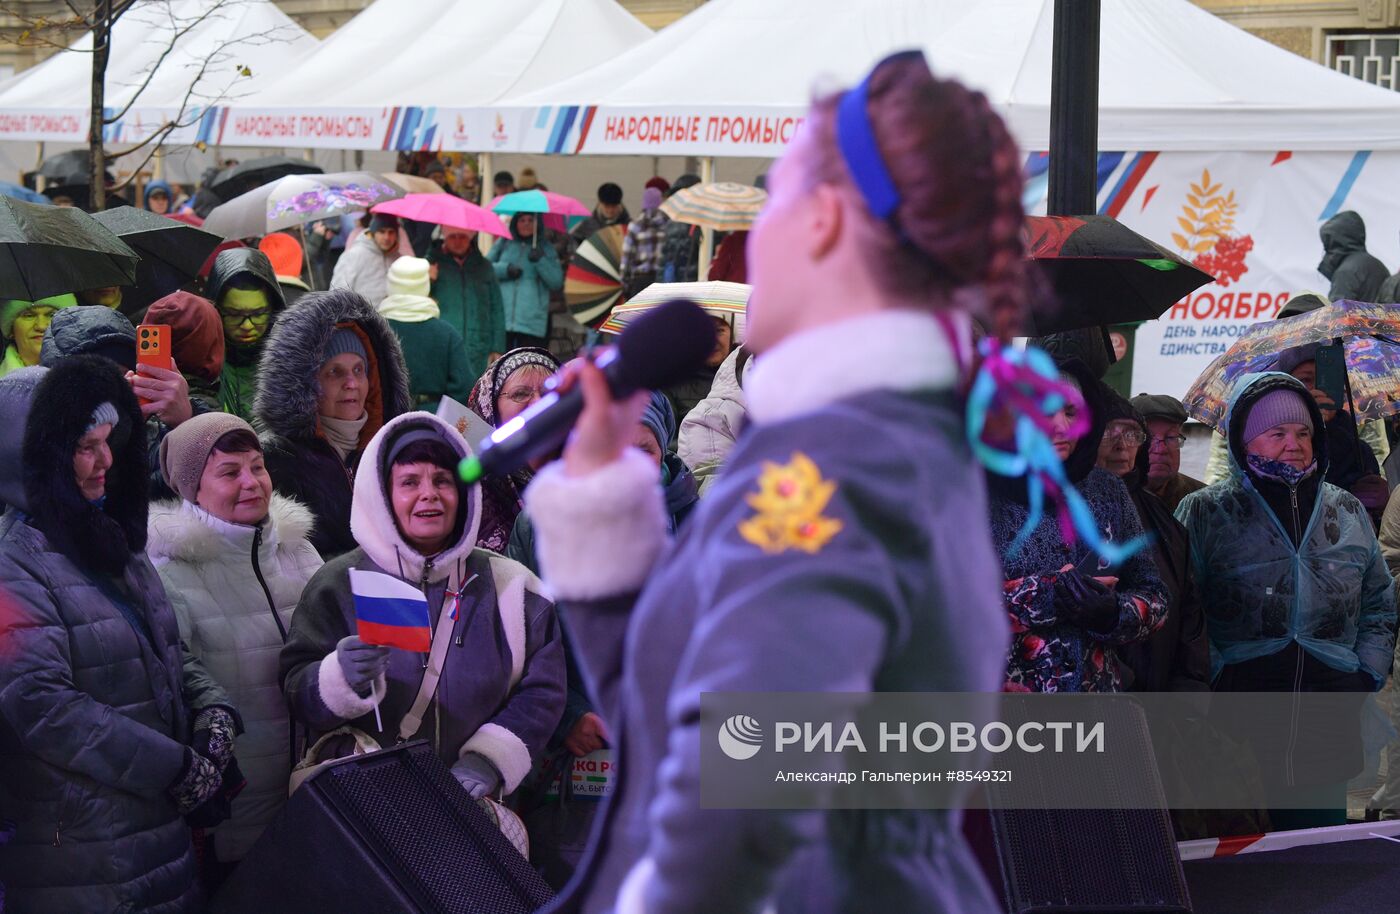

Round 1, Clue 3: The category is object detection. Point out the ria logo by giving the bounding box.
[718,715,764,760]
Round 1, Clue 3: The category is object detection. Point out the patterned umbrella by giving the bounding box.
[1182,300,1400,427]
[661,182,766,232]
[203,171,405,239]
[600,280,749,342]
[565,224,625,328]
[381,173,447,195]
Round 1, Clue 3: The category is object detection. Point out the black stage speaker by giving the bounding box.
[212,740,554,914]
[987,701,1193,913]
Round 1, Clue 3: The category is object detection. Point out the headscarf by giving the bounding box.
[466,347,561,552]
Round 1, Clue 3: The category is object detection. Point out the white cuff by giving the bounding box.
[461,722,533,794]
[617,857,657,914]
[316,651,385,722]
[523,448,667,601]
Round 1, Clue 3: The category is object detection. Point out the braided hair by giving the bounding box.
[808,56,1027,343]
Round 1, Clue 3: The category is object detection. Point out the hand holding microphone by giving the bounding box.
[459,300,717,484]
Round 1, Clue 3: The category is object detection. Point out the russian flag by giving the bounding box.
[350,569,431,653]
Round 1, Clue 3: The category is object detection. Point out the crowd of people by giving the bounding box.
[1,75,1400,914]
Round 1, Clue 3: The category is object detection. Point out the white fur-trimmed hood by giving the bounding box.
[147,494,315,564]
[350,411,483,584]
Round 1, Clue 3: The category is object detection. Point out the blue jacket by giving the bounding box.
[1176,371,1397,684]
[487,220,563,339]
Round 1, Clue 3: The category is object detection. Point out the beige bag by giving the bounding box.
[288,726,383,795]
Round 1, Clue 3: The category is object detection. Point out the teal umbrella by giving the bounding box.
[489,189,590,232]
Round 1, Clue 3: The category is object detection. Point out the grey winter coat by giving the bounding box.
[279,412,566,794]
[525,311,1009,914]
[0,357,231,914]
[677,344,749,495]
[147,495,323,861]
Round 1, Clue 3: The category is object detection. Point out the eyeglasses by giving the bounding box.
[1104,429,1146,447]
[220,309,271,328]
[1148,434,1187,452]
[500,386,545,405]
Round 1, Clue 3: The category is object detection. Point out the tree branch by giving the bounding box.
[102,0,227,123]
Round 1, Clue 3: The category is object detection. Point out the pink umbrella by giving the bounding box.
[371,192,510,239]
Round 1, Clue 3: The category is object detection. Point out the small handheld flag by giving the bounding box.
[349,569,431,653]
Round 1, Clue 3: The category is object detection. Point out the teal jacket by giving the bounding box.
[1176,371,1397,684]
[486,223,563,339]
[427,242,506,379]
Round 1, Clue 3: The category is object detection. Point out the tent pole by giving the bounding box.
[304,148,314,162]
[34,142,45,191]
[153,147,164,181]
[478,151,495,256]
[698,156,715,280]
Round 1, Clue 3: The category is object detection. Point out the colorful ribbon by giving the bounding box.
[967,341,1148,566]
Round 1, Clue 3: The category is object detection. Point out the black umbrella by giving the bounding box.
[91,206,226,315]
[0,197,138,300]
[1023,214,1216,335]
[208,156,323,203]
[37,149,114,186]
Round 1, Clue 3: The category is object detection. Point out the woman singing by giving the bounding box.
[525,51,1024,914]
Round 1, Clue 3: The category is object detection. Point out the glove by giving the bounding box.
[191,706,237,771]
[452,752,503,799]
[506,264,524,280]
[336,635,390,698]
[186,756,247,829]
[169,746,223,815]
[1052,570,1120,634]
[528,247,544,262]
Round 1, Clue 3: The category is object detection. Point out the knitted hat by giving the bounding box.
[159,412,258,504]
[387,257,432,299]
[322,326,368,367]
[493,170,514,187]
[1131,393,1189,425]
[258,232,305,281]
[1,293,78,340]
[517,167,538,190]
[598,182,623,205]
[642,187,663,211]
[368,213,400,232]
[645,176,670,194]
[1243,388,1313,444]
[87,402,119,435]
[640,390,677,453]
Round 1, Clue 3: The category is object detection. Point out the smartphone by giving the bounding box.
[1075,550,1118,578]
[135,324,173,406]
[1314,341,1347,412]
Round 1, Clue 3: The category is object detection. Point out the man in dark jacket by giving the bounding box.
[1131,393,1206,512]
[1098,389,1210,693]
[1277,343,1380,491]
[205,247,287,422]
[1318,211,1389,302]
[570,182,630,242]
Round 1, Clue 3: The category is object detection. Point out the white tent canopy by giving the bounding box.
[235,0,649,108]
[503,0,1400,155]
[0,0,318,145]
[208,0,649,150]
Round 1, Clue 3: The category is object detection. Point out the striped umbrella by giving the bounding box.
[600,280,749,342]
[565,224,626,328]
[661,182,767,232]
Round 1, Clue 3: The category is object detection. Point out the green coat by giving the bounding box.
[428,245,507,380]
[386,316,475,412]
[486,232,564,340]
[220,357,259,423]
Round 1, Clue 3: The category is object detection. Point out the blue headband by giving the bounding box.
[836,50,927,224]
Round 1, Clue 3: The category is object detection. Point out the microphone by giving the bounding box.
[459,299,718,483]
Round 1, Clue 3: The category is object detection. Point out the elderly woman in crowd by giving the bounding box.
[256,289,411,559]
[467,347,561,552]
[0,357,237,913]
[989,357,1169,692]
[146,413,323,876]
[279,412,565,801]
[1177,372,1397,828]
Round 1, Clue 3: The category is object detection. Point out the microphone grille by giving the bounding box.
[615,299,720,390]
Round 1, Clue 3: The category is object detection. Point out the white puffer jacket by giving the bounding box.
[146,495,323,862]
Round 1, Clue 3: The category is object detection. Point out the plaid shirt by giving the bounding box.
[621,209,671,277]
